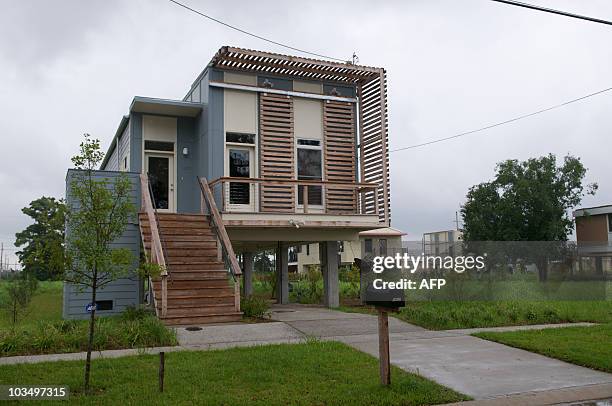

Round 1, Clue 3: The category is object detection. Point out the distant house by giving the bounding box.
[574,205,612,244]
[295,227,406,273]
[422,230,463,256]
[573,205,612,276]
[64,46,392,324]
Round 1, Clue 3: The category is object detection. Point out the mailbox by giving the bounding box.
[364,283,405,309]
[359,256,405,309]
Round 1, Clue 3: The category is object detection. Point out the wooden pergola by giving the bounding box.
[211,46,391,225]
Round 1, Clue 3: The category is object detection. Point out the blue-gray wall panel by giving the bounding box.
[103,140,119,171]
[63,170,142,320]
[176,117,199,213]
[118,121,131,171]
[130,113,143,173]
[207,83,224,207]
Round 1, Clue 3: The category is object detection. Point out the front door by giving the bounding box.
[226,147,255,212]
[145,153,175,212]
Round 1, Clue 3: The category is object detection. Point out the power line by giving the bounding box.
[390,86,612,152]
[168,0,347,62]
[490,0,612,27]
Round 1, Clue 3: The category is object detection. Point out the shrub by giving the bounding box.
[241,295,271,319]
[0,312,177,357]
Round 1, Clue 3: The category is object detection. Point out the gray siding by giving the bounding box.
[118,121,131,171]
[176,117,200,213]
[207,69,225,206]
[103,140,119,171]
[63,170,142,320]
[130,113,143,173]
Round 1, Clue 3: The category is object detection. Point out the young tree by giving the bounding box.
[15,197,66,280]
[65,134,135,392]
[2,273,38,327]
[461,154,597,241]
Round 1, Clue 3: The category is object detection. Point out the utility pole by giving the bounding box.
[454,211,460,231]
[0,243,3,272]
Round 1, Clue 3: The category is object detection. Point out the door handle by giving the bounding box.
[170,184,174,192]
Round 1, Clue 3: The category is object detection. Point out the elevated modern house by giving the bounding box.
[64,46,391,325]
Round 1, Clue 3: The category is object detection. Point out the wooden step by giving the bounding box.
[166,263,228,271]
[153,287,234,297]
[164,248,218,257]
[156,214,209,222]
[156,221,212,229]
[165,304,236,314]
[167,256,220,265]
[165,271,228,280]
[157,296,235,307]
[143,234,216,243]
[165,279,230,288]
[145,240,217,249]
[145,228,215,237]
[161,313,242,326]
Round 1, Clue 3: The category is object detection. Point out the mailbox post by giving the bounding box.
[364,279,405,385]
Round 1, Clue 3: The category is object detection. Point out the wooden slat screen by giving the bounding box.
[324,100,357,213]
[358,71,390,223]
[259,93,295,212]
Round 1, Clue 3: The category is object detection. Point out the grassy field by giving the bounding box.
[0,280,63,329]
[0,341,469,405]
[339,300,612,330]
[474,323,612,373]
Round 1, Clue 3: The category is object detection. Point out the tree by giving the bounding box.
[15,197,66,280]
[461,154,597,241]
[461,154,597,281]
[1,273,38,327]
[65,134,135,392]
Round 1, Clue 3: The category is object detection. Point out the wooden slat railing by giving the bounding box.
[140,174,169,318]
[198,177,242,312]
[208,177,380,217]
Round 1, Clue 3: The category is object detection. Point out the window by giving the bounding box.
[379,239,388,256]
[297,139,320,147]
[364,239,373,254]
[297,140,322,206]
[144,141,174,152]
[609,214,612,233]
[306,244,310,256]
[96,300,113,311]
[228,149,251,205]
[226,132,255,144]
[122,157,128,171]
[338,241,344,253]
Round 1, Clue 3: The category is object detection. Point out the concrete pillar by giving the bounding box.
[319,241,339,308]
[243,252,254,297]
[276,243,289,304]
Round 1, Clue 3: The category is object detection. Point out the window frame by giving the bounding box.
[296,137,324,208]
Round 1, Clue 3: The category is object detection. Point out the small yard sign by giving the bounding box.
[85,303,97,313]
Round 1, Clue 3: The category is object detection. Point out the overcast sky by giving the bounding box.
[1,0,611,264]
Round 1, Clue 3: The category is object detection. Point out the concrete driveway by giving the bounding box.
[266,304,612,401]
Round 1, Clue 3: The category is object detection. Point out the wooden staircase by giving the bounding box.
[139,213,242,325]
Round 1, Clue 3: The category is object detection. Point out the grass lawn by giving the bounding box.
[474,323,612,373]
[0,341,469,405]
[0,281,176,356]
[0,280,63,329]
[339,300,612,330]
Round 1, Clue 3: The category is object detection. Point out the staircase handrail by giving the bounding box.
[197,177,242,280]
[140,173,169,317]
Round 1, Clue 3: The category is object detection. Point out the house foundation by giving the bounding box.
[320,241,340,308]
[276,243,289,304]
[243,252,254,296]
